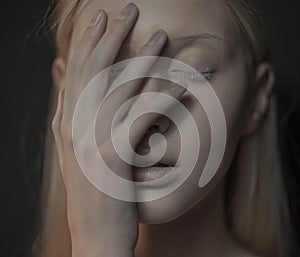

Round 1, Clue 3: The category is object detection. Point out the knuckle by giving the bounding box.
[112,17,128,26]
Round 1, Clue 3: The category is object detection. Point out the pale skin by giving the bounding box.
[50,1,275,257]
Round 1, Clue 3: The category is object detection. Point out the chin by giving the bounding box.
[136,169,228,225]
[135,143,235,225]
[137,200,186,224]
[136,185,206,224]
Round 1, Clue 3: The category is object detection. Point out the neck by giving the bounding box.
[134,178,241,257]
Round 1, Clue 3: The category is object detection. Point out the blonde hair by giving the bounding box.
[222,1,293,256]
[35,1,295,257]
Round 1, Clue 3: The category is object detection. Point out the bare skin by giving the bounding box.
[50,1,275,257]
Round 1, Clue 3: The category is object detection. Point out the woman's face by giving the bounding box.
[69,0,253,223]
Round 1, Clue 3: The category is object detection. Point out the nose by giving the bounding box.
[147,115,170,135]
[136,115,171,155]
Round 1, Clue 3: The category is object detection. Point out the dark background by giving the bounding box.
[1,0,300,257]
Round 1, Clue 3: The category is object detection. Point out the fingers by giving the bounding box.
[81,3,139,87]
[60,2,180,156]
[64,3,140,123]
[68,10,107,85]
[120,82,187,147]
[106,30,168,110]
[98,30,168,126]
[64,9,107,119]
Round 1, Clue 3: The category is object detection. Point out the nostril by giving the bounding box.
[147,116,171,135]
[148,124,160,134]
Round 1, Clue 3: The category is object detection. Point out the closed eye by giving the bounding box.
[109,67,215,82]
[169,70,214,81]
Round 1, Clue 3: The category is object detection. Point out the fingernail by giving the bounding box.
[148,30,166,46]
[117,3,136,20]
[90,10,104,27]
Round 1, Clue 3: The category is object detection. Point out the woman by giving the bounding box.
[31,0,296,256]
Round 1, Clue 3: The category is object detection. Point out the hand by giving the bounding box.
[51,3,186,257]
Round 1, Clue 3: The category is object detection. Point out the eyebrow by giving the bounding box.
[162,32,228,56]
[173,33,224,45]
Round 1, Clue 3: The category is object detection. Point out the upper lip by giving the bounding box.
[150,162,172,167]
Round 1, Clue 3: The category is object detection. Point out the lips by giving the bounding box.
[133,161,175,183]
[151,162,171,168]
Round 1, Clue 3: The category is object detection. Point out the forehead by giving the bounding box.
[72,0,241,54]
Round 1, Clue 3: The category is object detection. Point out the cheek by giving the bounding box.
[203,65,251,182]
[215,71,251,142]
[186,83,248,185]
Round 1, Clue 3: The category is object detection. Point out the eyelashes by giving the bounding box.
[109,67,215,82]
[168,70,215,81]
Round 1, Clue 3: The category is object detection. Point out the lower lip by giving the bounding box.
[133,166,174,183]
